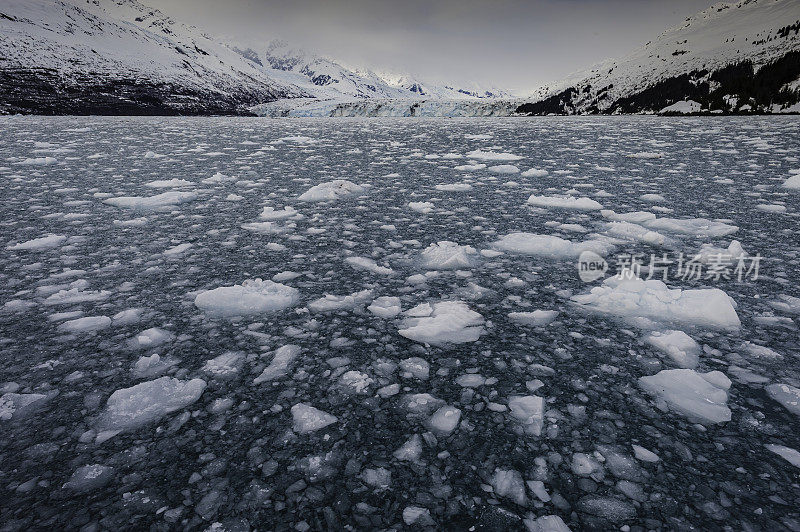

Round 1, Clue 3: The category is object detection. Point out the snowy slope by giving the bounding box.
[0,0,314,114]
[238,40,514,101]
[518,0,800,115]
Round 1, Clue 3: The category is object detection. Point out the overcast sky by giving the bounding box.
[151,0,717,93]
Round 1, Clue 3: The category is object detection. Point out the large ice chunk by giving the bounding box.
[253,345,301,383]
[571,275,740,330]
[291,403,338,434]
[398,301,485,345]
[493,232,611,259]
[104,191,197,210]
[420,241,478,270]
[308,289,374,312]
[368,296,402,318]
[527,194,603,211]
[508,395,545,436]
[194,279,299,317]
[298,180,364,201]
[638,369,731,424]
[644,330,700,369]
[6,234,67,251]
[766,383,800,416]
[95,377,207,442]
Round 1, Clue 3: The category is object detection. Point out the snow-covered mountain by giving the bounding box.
[0,0,311,115]
[517,0,800,115]
[0,0,512,115]
[233,40,514,101]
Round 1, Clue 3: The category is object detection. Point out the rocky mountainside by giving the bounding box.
[517,0,800,115]
[0,0,312,115]
[0,0,512,115]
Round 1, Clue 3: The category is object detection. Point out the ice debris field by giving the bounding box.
[0,116,799,531]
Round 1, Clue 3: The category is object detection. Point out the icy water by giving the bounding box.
[1,116,799,531]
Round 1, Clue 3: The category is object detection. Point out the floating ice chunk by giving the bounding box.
[601,210,737,238]
[420,241,478,270]
[456,374,486,387]
[399,357,430,380]
[241,221,291,234]
[280,135,317,143]
[509,310,559,327]
[95,377,206,442]
[627,151,664,159]
[524,515,571,532]
[298,180,364,201]
[128,327,174,349]
[640,193,665,202]
[163,243,192,256]
[783,173,800,190]
[435,183,472,191]
[766,383,800,416]
[491,468,527,505]
[202,352,244,379]
[604,221,669,246]
[577,495,637,522]
[493,232,611,259]
[508,395,545,436]
[521,168,549,178]
[259,206,299,220]
[308,289,374,312]
[338,371,374,394]
[43,282,111,305]
[409,201,434,213]
[345,256,393,275]
[132,354,178,378]
[7,234,67,251]
[368,296,402,318]
[2,299,36,313]
[394,434,423,461]
[398,301,485,345]
[399,393,445,417]
[631,445,659,462]
[104,191,197,210]
[145,179,194,188]
[58,315,111,334]
[696,240,747,263]
[201,172,234,184]
[466,149,522,161]
[253,345,301,383]
[291,403,337,434]
[741,341,782,360]
[63,464,114,493]
[402,506,434,526]
[644,330,700,369]
[15,157,57,166]
[644,217,738,238]
[454,163,486,171]
[638,369,731,424]
[427,405,461,435]
[194,279,300,317]
[765,444,800,468]
[488,164,520,174]
[527,194,603,211]
[0,393,48,421]
[360,467,391,490]
[571,274,740,330]
[756,203,787,213]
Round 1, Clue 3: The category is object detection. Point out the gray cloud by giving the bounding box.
[151,0,716,92]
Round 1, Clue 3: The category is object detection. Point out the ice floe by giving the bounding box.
[298,180,364,201]
[95,377,207,443]
[194,279,300,317]
[420,241,478,270]
[398,301,485,345]
[638,369,731,424]
[493,233,612,259]
[571,274,740,330]
[527,195,603,211]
